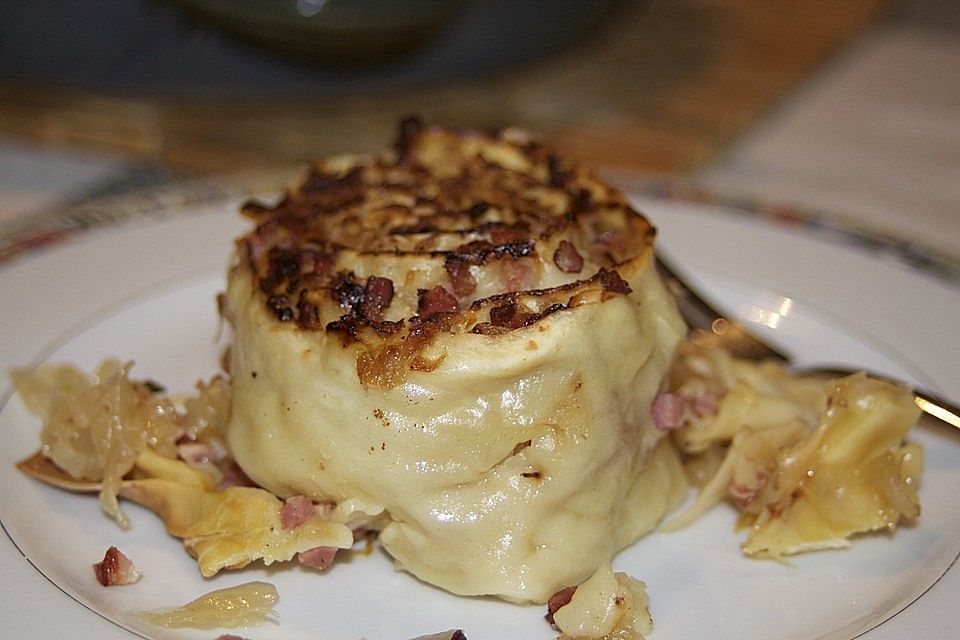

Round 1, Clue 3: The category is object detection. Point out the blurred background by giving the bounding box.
[0,0,958,255]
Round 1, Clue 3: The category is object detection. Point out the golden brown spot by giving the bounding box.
[511,440,532,455]
[355,316,454,388]
[234,121,657,390]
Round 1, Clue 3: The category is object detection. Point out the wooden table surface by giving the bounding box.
[0,0,889,177]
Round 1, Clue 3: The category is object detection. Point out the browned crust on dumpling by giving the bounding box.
[232,118,655,385]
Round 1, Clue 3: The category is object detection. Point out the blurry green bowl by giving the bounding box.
[171,0,468,64]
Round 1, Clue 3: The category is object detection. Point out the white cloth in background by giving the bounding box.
[0,138,128,226]
[699,24,960,256]
[2,16,958,258]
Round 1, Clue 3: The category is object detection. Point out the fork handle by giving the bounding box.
[914,390,960,431]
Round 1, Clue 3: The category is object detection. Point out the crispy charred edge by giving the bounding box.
[242,165,368,219]
[241,225,645,328]
[355,311,461,388]
[469,267,631,334]
[469,267,631,312]
[344,265,634,387]
[234,120,655,339]
[335,266,633,343]
[238,119,632,256]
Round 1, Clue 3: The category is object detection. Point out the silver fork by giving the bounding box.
[655,253,960,431]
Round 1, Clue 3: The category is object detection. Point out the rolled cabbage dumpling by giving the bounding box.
[223,120,688,602]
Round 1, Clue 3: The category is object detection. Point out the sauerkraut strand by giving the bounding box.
[551,562,653,640]
[662,345,923,558]
[118,458,354,577]
[137,581,278,629]
[11,360,182,528]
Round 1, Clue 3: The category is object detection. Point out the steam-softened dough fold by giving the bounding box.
[226,260,685,602]
[224,121,687,602]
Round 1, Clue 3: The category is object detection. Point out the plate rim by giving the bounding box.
[1,173,959,287]
[1,182,958,640]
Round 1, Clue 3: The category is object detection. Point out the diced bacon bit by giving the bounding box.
[296,296,321,329]
[297,249,334,277]
[689,389,721,417]
[445,259,476,297]
[553,240,584,273]
[281,495,318,529]
[489,301,536,329]
[500,257,533,292]
[545,585,577,626]
[487,223,529,245]
[300,251,336,289]
[93,546,141,586]
[219,460,259,489]
[418,285,460,316]
[297,546,338,571]
[361,275,395,322]
[472,302,564,335]
[652,393,686,431]
[597,268,632,294]
[728,470,768,510]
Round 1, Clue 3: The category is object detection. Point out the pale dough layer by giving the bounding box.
[225,256,686,603]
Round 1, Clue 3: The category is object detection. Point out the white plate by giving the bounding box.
[0,192,958,640]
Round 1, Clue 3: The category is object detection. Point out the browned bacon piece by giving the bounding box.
[418,285,460,316]
[280,495,318,529]
[93,546,141,586]
[553,240,584,273]
[652,393,686,431]
[545,585,578,626]
[297,546,338,571]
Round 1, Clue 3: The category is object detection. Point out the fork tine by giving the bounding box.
[656,250,958,430]
[798,366,960,432]
[655,252,791,363]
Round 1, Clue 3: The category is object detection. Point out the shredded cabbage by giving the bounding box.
[663,345,923,558]
[137,581,278,629]
[12,360,181,528]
